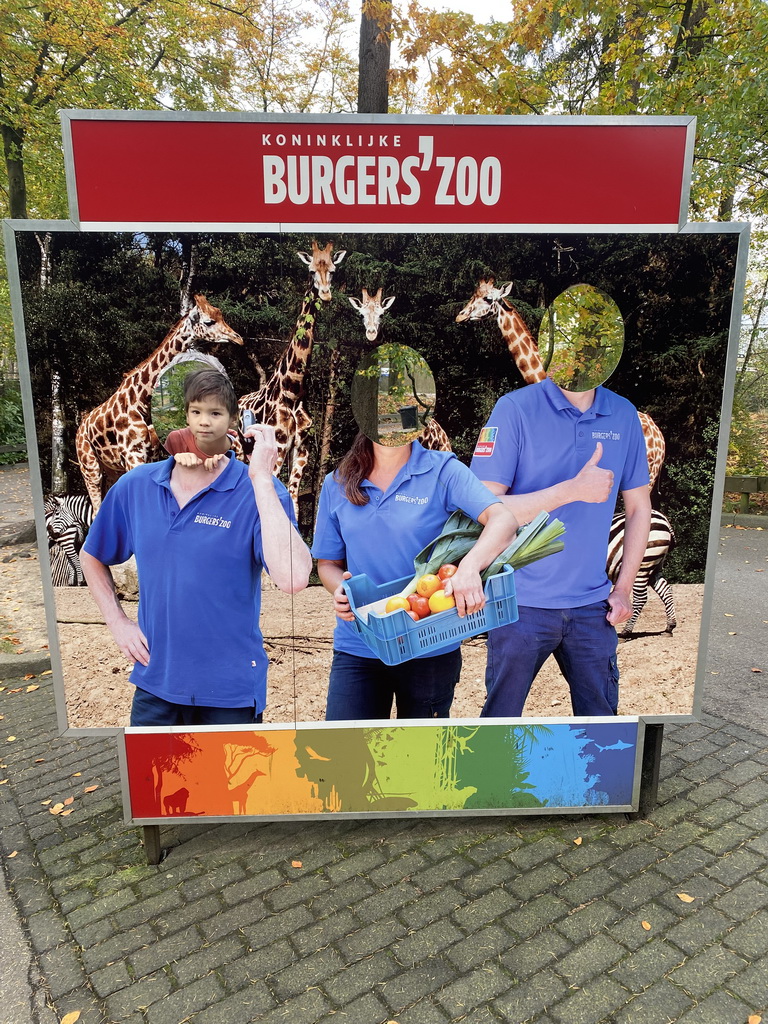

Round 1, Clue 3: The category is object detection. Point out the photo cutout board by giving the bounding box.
[3,112,749,820]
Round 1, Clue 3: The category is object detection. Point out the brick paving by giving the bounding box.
[1,672,767,1024]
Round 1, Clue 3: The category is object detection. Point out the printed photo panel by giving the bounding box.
[8,226,741,734]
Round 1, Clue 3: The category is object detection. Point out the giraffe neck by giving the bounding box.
[498,304,546,384]
[271,290,318,404]
[121,321,192,400]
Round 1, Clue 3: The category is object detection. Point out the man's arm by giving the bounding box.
[443,502,519,617]
[247,425,312,594]
[480,441,614,524]
[605,484,652,626]
[80,549,150,666]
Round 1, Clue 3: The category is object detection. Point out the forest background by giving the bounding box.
[1,0,766,502]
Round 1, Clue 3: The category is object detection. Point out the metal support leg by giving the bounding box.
[629,723,664,819]
[143,825,163,865]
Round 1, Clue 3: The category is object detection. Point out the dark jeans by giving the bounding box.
[131,688,263,727]
[482,601,619,718]
[326,648,462,721]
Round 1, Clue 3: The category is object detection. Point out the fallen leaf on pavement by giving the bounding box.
[8,850,17,858]
[61,808,74,817]
[291,860,302,868]
[748,1016,761,1024]
[71,772,81,777]
[84,785,99,794]
[49,803,64,815]
[61,1012,81,1024]
[573,837,583,845]
[677,893,695,903]
[6,736,16,742]
[63,796,74,806]
[23,674,35,680]
[641,921,651,931]
[26,684,39,692]
[40,669,52,675]
[751,668,763,673]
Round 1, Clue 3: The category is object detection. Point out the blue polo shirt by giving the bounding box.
[470,378,648,608]
[312,442,500,658]
[83,454,293,711]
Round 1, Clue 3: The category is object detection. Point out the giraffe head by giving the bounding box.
[348,287,396,340]
[296,241,346,302]
[184,295,244,346]
[455,278,513,322]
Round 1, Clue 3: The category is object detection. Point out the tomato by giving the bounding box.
[437,563,459,581]
[428,589,456,614]
[416,574,443,598]
[408,594,432,619]
[385,595,410,614]
[406,610,420,621]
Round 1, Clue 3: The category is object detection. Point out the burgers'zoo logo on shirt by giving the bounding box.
[194,513,232,529]
[395,494,429,505]
[592,430,621,441]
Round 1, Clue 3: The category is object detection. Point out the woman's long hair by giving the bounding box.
[333,432,375,506]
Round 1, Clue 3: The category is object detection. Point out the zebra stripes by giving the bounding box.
[44,494,94,587]
[607,509,677,637]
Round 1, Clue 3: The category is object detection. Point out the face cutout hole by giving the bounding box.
[539,284,625,392]
[351,343,438,446]
[151,354,229,446]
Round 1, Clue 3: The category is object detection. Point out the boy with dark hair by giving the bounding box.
[81,368,312,726]
[164,368,239,468]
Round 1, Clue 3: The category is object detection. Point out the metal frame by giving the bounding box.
[3,111,750,826]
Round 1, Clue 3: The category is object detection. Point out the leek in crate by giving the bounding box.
[398,509,565,598]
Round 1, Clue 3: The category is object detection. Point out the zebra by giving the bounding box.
[44,494,94,587]
[606,508,677,638]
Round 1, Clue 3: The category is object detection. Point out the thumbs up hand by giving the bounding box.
[571,442,613,503]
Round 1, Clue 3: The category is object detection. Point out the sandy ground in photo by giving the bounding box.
[43,572,700,729]
[0,544,700,728]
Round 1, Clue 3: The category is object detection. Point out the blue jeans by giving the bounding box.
[326,648,462,721]
[131,688,263,727]
[482,602,619,717]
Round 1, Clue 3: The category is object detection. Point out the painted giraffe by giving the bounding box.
[75,295,243,511]
[348,287,396,340]
[456,278,665,487]
[238,241,346,514]
[348,286,452,452]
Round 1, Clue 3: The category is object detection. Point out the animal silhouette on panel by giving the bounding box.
[456,277,666,488]
[238,241,346,515]
[75,295,243,510]
[163,787,190,815]
[229,769,265,814]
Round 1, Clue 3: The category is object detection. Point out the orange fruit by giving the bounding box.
[429,589,456,613]
[416,574,443,597]
[385,596,410,614]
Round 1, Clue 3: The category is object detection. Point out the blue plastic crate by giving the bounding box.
[343,565,518,666]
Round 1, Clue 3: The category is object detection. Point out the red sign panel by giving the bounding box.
[65,115,692,228]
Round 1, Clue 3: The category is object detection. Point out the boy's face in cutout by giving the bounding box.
[186,396,235,455]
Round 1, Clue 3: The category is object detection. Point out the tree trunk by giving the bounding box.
[2,123,27,219]
[179,235,199,314]
[357,1,391,113]
[36,232,67,492]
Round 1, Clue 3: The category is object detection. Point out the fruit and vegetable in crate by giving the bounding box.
[380,509,565,616]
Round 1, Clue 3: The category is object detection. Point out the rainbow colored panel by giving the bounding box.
[123,720,641,819]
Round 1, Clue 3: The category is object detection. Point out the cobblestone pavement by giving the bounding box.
[0,470,766,1024]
